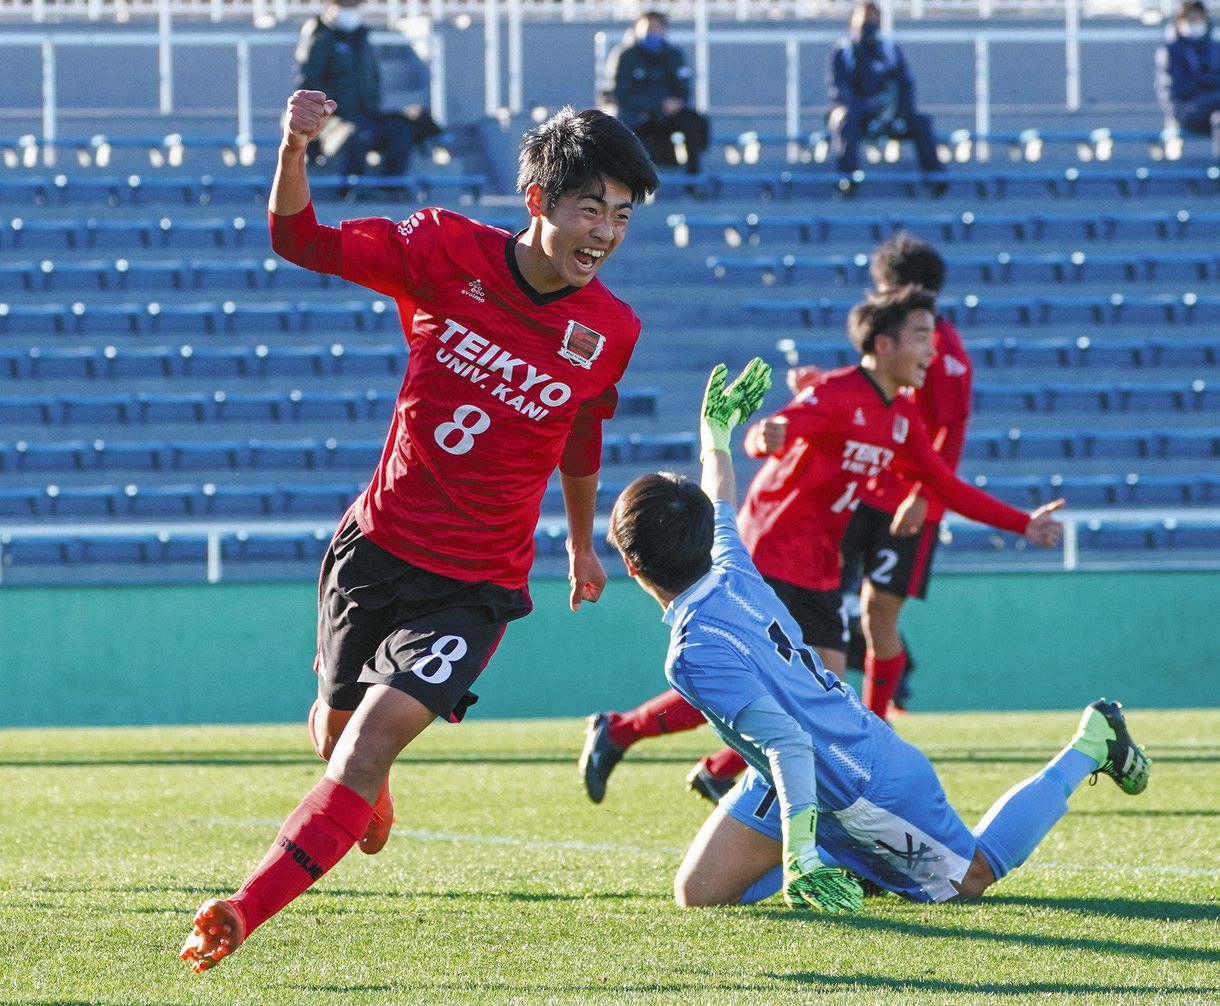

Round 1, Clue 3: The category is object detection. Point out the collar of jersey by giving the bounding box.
[662,567,721,626]
[855,365,896,406]
[505,231,581,306]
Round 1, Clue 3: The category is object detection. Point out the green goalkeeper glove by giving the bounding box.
[782,806,864,913]
[700,357,773,459]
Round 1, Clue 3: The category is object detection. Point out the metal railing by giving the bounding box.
[1,508,1217,583]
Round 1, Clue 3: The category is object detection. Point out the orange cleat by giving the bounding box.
[358,778,395,855]
[179,898,246,973]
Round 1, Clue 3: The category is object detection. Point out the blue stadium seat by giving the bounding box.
[39,259,108,293]
[0,394,55,425]
[329,344,406,377]
[1044,383,1115,413]
[1142,251,1212,282]
[1148,336,1217,367]
[156,217,239,251]
[1005,429,1071,460]
[248,438,323,470]
[111,258,186,292]
[1165,520,1220,550]
[939,524,1024,553]
[279,482,360,516]
[972,384,1042,413]
[1082,520,1157,552]
[220,301,294,334]
[0,260,35,294]
[0,349,24,381]
[179,345,253,379]
[200,483,278,516]
[0,487,41,518]
[213,391,283,423]
[45,484,119,518]
[1,535,86,567]
[59,393,131,425]
[0,304,69,336]
[299,301,386,334]
[1047,474,1120,506]
[1118,383,1189,412]
[1075,337,1147,368]
[93,439,166,471]
[162,534,210,563]
[323,437,383,470]
[70,302,141,336]
[262,259,333,291]
[122,484,200,518]
[8,218,82,251]
[287,391,357,423]
[1082,430,1150,459]
[200,175,267,204]
[188,257,261,291]
[1005,339,1073,369]
[1156,429,1219,459]
[147,301,220,336]
[83,218,156,251]
[960,430,1003,461]
[971,475,1041,507]
[101,346,173,380]
[137,392,209,424]
[1122,473,1196,505]
[617,388,660,419]
[220,529,330,564]
[627,432,697,463]
[27,347,101,380]
[79,535,166,564]
[14,439,89,472]
[167,439,245,471]
[252,344,325,379]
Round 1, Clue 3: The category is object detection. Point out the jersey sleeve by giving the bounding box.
[895,415,1028,534]
[669,624,771,727]
[711,499,757,570]
[269,202,343,276]
[337,207,444,301]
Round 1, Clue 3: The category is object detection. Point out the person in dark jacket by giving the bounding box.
[606,11,710,175]
[1156,0,1220,157]
[826,2,943,178]
[295,0,440,176]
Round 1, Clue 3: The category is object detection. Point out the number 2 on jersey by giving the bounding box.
[434,404,490,456]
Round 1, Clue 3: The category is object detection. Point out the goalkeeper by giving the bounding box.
[606,360,1150,909]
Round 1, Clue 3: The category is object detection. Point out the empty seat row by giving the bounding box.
[0,257,341,294]
[0,171,487,208]
[710,250,1220,287]
[970,472,1219,508]
[970,381,1216,414]
[0,430,691,476]
[778,335,1220,371]
[941,518,1220,555]
[6,215,258,252]
[667,207,1220,248]
[0,343,409,381]
[747,292,1220,328]
[960,427,1220,463]
[0,299,391,336]
[0,481,363,519]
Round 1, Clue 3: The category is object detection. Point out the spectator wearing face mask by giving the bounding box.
[294,0,441,177]
[1156,0,1220,157]
[826,2,943,181]
[605,11,711,175]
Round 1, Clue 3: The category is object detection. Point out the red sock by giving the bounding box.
[863,650,908,719]
[704,746,747,779]
[230,777,373,936]
[607,689,707,748]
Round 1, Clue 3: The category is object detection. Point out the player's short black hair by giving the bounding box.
[608,472,713,594]
[848,284,937,356]
[1176,0,1207,19]
[517,107,660,208]
[870,232,947,293]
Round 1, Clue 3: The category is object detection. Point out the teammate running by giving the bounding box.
[607,358,1149,910]
[580,284,1061,804]
[180,90,659,972]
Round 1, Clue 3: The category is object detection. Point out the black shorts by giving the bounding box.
[840,502,939,601]
[316,518,533,722]
[763,575,849,653]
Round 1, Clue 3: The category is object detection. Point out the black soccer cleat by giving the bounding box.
[685,761,738,805]
[1073,698,1151,796]
[579,712,624,804]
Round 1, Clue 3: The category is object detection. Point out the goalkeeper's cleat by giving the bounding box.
[179,899,246,974]
[358,778,396,855]
[784,866,864,913]
[685,760,737,805]
[1072,698,1151,795]
[843,868,889,899]
[579,712,624,804]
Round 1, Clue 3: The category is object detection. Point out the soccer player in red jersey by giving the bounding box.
[834,233,972,718]
[180,89,658,973]
[580,285,1062,804]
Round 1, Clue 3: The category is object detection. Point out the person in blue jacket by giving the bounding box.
[826,2,943,179]
[1156,0,1220,158]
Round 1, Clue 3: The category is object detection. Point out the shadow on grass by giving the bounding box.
[769,973,1220,996]
[980,893,1220,922]
[753,908,1220,963]
[0,752,700,768]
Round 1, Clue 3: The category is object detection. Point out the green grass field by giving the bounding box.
[1,709,1217,1006]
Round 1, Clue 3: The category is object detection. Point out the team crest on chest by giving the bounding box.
[559,320,605,369]
[892,415,910,444]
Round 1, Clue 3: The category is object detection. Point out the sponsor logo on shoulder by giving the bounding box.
[892,415,909,444]
[558,320,606,369]
[462,278,486,304]
[943,354,968,377]
[395,210,427,243]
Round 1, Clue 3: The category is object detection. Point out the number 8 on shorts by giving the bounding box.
[411,635,469,684]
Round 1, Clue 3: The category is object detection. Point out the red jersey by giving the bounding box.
[271,204,640,588]
[738,365,1025,592]
[861,316,973,523]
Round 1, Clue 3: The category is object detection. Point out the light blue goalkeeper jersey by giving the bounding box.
[663,501,880,811]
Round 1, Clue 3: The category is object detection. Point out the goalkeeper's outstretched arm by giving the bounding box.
[699,359,772,507]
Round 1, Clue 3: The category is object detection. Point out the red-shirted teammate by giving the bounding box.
[180,90,658,973]
[835,233,972,718]
[580,285,1062,805]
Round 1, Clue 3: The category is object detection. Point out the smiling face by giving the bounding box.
[519,177,634,293]
[875,308,936,392]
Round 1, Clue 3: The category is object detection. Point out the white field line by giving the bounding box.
[199,819,1218,877]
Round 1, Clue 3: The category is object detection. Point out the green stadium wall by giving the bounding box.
[1,570,1215,727]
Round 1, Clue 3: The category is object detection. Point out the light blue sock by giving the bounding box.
[973,747,1099,880]
[737,865,782,904]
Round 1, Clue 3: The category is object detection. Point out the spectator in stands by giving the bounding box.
[606,11,711,175]
[826,2,944,182]
[295,0,442,177]
[1156,0,1220,158]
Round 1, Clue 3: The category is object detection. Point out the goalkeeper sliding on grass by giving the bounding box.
[607,359,1151,909]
